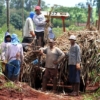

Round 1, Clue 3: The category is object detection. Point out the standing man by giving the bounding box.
[67,35,81,96]
[22,11,35,43]
[6,34,24,82]
[33,6,48,47]
[40,39,65,93]
[0,32,11,74]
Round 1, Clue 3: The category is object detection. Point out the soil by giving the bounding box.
[0,81,99,100]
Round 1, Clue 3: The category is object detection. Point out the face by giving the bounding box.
[5,37,11,42]
[49,42,54,47]
[70,39,75,45]
[35,9,40,15]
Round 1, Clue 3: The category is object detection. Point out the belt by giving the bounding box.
[24,37,32,38]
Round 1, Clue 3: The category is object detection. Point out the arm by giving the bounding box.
[76,45,81,70]
[56,48,65,63]
[5,44,9,62]
[33,15,46,26]
[20,45,24,63]
[76,45,81,64]
[39,47,47,55]
[28,19,35,37]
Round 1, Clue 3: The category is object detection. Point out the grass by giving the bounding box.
[83,88,100,100]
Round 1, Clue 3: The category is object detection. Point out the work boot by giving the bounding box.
[53,77,57,93]
[42,77,48,92]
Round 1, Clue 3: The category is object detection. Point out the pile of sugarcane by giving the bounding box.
[55,30,100,90]
[20,30,100,91]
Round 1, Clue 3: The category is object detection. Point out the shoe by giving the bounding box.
[69,92,79,96]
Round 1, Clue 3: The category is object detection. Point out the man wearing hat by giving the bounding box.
[22,11,35,43]
[40,39,65,93]
[6,34,24,82]
[33,6,49,47]
[67,35,81,96]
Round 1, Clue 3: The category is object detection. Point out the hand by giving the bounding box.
[32,33,36,38]
[39,50,43,55]
[53,61,58,65]
[76,63,81,70]
[2,60,7,64]
[46,19,49,23]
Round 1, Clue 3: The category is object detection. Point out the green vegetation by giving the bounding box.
[0,0,99,32]
[83,90,100,100]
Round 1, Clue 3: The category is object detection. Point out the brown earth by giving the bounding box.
[0,82,83,100]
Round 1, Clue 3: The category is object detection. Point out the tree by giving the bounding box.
[10,13,22,30]
[10,0,48,11]
[0,0,6,27]
[10,0,23,9]
[94,0,100,12]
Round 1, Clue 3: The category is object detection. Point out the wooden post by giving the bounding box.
[6,0,10,32]
[86,5,92,29]
[98,9,100,30]
[61,16,66,32]
[95,20,98,28]
[38,0,41,6]
[22,0,24,37]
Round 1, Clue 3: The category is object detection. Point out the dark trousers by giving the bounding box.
[22,37,33,43]
[42,68,58,91]
[7,60,21,81]
[22,37,33,51]
[35,31,45,47]
[68,65,80,83]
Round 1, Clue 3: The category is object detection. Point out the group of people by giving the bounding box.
[22,6,55,47]
[0,5,81,96]
[0,32,23,82]
[40,35,81,96]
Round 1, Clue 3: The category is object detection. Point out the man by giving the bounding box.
[0,32,11,74]
[67,35,81,96]
[22,11,35,43]
[6,34,24,82]
[33,6,49,47]
[40,39,65,93]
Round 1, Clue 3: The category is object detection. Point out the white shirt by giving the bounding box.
[33,13,46,32]
[23,17,34,37]
[6,43,24,62]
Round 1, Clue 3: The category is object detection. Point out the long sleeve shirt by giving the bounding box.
[33,13,46,32]
[68,43,81,65]
[23,17,34,37]
[0,42,8,60]
[5,43,24,62]
[41,46,65,69]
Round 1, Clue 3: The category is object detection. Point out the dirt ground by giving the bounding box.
[0,83,83,100]
[0,75,99,100]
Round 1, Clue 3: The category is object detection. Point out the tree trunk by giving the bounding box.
[38,0,41,6]
[97,9,100,31]
[86,5,92,29]
[6,0,10,32]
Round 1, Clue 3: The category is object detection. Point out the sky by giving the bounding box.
[43,0,87,7]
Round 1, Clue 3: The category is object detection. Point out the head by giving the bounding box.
[4,32,11,43]
[29,11,35,19]
[48,39,55,48]
[11,33,19,45]
[35,6,41,15]
[69,35,76,45]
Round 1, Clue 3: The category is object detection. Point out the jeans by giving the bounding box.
[7,60,21,80]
